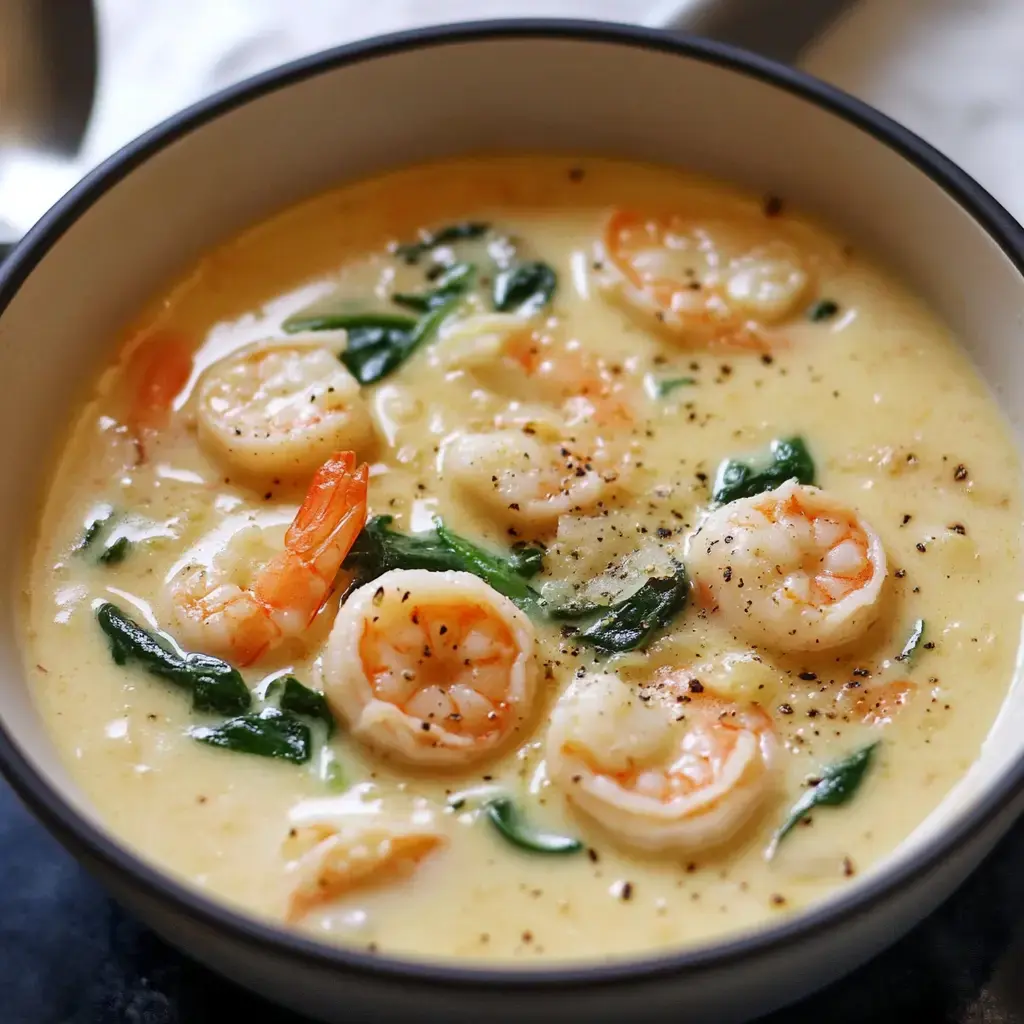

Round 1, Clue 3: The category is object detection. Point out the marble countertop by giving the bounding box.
[2,0,1024,231]
[3,1,1024,1022]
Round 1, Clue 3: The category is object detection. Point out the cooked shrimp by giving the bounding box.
[502,328,634,428]
[124,330,193,456]
[284,804,445,923]
[195,343,374,479]
[687,480,886,652]
[442,429,618,530]
[547,671,778,852]
[322,569,537,767]
[168,451,368,665]
[597,210,810,349]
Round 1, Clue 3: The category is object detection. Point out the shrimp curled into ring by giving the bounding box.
[168,450,368,665]
[195,344,375,479]
[284,805,446,923]
[597,210,811,349]
[322,569,537,767]
[546,671,778,853]
[442,430,613,530]
[686,479,886,653]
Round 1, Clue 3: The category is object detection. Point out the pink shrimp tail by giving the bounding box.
[253,451,369,634]
[125,331,193,458]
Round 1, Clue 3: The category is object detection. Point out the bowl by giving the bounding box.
[1,20,1022,1024]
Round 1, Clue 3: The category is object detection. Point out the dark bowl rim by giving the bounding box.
[2,16,1024,993]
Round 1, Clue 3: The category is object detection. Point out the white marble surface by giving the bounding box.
[2,0,1024,234]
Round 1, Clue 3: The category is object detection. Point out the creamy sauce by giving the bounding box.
[22,156,1023,964]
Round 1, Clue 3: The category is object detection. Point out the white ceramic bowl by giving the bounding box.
[1,20,1022,1024]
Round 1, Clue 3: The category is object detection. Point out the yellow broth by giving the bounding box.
[22,156,1023,963]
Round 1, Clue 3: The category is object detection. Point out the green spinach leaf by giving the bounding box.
[767,742,878,858]
[484,797,582,855]
[96,602,251,716]
[344,515,464,580]
[808,299,840,322]
[433,519,543,615]
[74,505,115,553]
[574,567,689,654]
[266,675,335,736]
[343,516,545,615]
[191,707,312,764]
[98,535,132,565]
[507,543,545,579]
[493,261,557,315]
[393,222,490,264]
[712,436,815,505]
[393,261,475,313]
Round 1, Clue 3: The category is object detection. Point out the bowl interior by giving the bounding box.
[1,24,1022,964]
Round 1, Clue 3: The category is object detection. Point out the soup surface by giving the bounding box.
[23,156,1023,963]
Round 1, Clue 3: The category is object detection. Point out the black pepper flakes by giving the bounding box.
[620,882,634,901]
[778,703,794,715]
[953,464,969,482]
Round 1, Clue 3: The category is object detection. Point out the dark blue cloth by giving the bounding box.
[1,777,1022,1024]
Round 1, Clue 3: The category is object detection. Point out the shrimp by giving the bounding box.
[441,429,619,530]
[686,480,887,653]
[168,450,368,665]
[321,569,537,767]
[284,813,445,923]
[547,671,778,853]
[502,328,634,429]
[195,343,375,479]
[598,210,811,349]
[124,330,193,457]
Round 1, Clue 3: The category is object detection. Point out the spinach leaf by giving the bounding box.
[650,376,696,398]
[266,675,335,736]
[712,436,815,505]
[433,519,543,614]
[74,505,114,553]
[282,303,459,386]
[96,602,251,716]
[393,222,490,264]
[98,535,132,565]
[895,619,925,665]
[393,261,474,313]
[347,299,460,385]
[767,742,878,858]
[574,567,689,654]
[343,516,545,615]
[484,797,582,855]
[191,707,312,764]
[808,299,840,322]
[493,261,557,315]
[507,542,545,579]
[333,316,418,385]
[281,311,415,335]
[344,515,465,580]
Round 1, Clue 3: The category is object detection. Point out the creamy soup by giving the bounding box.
[22,156,1023,963]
